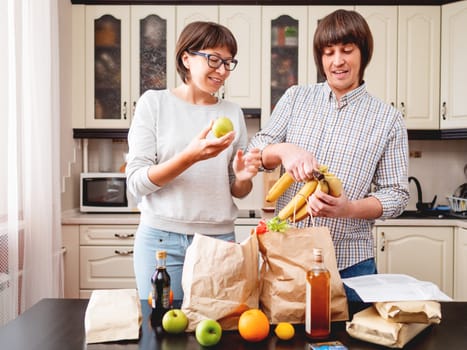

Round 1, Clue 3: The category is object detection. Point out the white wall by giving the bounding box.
[59,0,80,211]
[406,139,467,210]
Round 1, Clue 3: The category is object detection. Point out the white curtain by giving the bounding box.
[0,0,63,325]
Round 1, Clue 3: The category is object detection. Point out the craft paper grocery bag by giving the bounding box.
[258,226,349,323]
[181,233,259,331]
[84,289,142,344]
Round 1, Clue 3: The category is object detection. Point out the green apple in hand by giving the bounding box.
[212,117,234,138]
[195,319,222,346]
[161,309,189,334]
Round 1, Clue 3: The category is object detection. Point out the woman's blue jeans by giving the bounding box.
[133,223,235,301]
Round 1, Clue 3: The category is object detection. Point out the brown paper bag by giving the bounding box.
[258,226,348,324]
[84,289,142,344]
[346,306,430,348]
[181,233,259,331]
[374,301,441,324]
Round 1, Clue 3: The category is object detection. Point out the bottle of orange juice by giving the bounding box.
[305,248,331,339]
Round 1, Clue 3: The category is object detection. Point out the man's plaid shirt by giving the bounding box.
[248,81,409,270]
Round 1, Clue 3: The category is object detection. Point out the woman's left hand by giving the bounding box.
[233,148,261,182]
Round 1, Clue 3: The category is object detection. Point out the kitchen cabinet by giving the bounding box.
[63,224,137,298]
[73,5,176,128]
[176,6,261,109]
[79,225,137,298]
[440,0,467,129]
[376,226,454,297]
[396,6,440,129]
[74,5,261,129]
[356,6,398,107]
[261,6,308,127]
[356,6,440,130]
[62,225,80,298]
[219,6,261,109]
[454,227,467,301]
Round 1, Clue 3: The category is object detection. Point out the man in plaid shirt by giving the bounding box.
[248,9,409,302]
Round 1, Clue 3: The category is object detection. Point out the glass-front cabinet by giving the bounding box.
[261,7,308,128]
[84,6,175,128]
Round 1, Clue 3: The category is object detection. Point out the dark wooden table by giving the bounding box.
[1,298,466,350]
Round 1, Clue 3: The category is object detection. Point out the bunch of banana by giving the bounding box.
[265,165,343,223]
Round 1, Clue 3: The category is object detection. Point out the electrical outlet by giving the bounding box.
[409,150,422,158]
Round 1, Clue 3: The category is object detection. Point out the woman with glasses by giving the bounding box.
[126,21,261,301]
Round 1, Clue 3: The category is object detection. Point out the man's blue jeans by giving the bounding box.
[339,258,377,303]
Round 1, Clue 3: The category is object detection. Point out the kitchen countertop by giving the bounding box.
[1,298,466,350]
[61,209,467,228]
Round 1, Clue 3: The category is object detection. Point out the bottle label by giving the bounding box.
[305,282,311,333]
[161,286,170,309]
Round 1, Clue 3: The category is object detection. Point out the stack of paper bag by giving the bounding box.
[346,301,441,348]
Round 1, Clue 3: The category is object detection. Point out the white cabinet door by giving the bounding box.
[376,226,454,297]
[79,225,137,292]
[80,246,136,289]
[261,6,308,127]
[79,224,136,245]
[397,6,440,130]
[85,6,131,128]
[355,6,397,107]
[62,225,80,298]
[454,227,467,301]
[440,1,467,129]
[220,6,261,108]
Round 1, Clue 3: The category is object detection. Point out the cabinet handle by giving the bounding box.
[380,232,386,252]
[114,233,134,239]
[400,102,406,118]
[114,249,133,256]
[132,101,136,117]
[123,101,127,120]
[390,102,395,107]
[441,101,447,120]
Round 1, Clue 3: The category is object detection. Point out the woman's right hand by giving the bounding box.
[186,120,235,162]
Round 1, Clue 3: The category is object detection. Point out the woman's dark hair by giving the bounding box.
[313,9,373,83]
[175,21,238,83]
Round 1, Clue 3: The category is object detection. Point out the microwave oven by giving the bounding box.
[80,172,139,213]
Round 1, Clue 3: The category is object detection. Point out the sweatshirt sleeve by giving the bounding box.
[125,91,161,200]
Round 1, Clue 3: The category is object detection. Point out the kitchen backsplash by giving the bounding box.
[406,139,467,210]
[82,137,467,213]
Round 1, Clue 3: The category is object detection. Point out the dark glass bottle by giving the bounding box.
[305,247,331,340]
[150,250,171,330]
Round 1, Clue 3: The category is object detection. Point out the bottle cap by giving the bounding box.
[312,247,324,263]
[156,250,167,259]
[312,247,323,256]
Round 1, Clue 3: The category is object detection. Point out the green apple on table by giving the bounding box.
[195,319,222,346]
[161,309,189,334]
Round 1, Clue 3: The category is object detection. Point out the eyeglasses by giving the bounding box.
[188,51,238,71]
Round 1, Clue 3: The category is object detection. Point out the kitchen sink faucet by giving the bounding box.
[408,176,437,212]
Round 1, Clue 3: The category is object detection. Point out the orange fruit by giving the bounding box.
[238,309,270,342]
[274,322,295,340]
